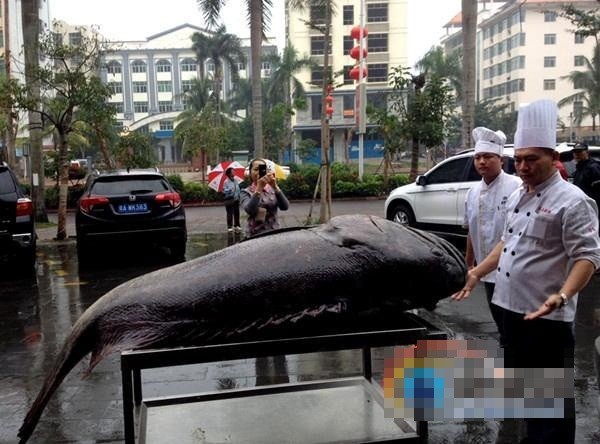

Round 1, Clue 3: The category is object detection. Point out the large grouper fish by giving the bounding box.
[18,214,466,443]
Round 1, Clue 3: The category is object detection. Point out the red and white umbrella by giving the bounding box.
[207,161,246,192]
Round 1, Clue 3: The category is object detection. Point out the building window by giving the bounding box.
[367,63,388,82]
[367,3,388,23]
[111,102,124,113]
[544,11,556,22]
[574,101,583,119]
[343,36,354,54]
[367,92,387,109]
[343,65,354,85]
[68,32,81,46]
[343,5,354,25]
[157,81,172,92]
[156,60,171,72]
[206,61,215,72]
[131,60,147,73]
[310,66,332,87]
[574,77,588,89]
[575,33,585,44]
[181,79,193,92]
[343,94,354,117]
[544,56,556,68]
[543,79,556,90]
[108,82,122,94]
[159,120,173,130]
[132,81,147,93]
[236,62,246,71]
[158,101,173,112]
[367,33,388,52]
[261,61,271,76]
[311,96,322,120]
[311,36,332,55]
[574,56,585,67]
[106,60,121,74]
[133,102,148,113]
[310,5,326,26]
[180,58,197,72]
[544,34,556,45]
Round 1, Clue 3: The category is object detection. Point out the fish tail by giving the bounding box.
[17,319,95,443]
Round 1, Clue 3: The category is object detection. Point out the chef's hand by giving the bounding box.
[451,269,480,301]
[524,293,562,320]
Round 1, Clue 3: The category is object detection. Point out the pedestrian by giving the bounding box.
[452,99,600,444]
[222,167,241,233]
[571,141,600,209]
[240,158,289,237]
[463,126,521,343]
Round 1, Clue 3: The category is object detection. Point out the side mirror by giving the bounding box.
[416,175,427,186]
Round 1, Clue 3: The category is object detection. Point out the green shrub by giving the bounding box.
[166,174,184,192]
[180,182,219,202]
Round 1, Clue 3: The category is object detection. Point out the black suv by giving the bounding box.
[0,162,36,269]
[75,168,187,263]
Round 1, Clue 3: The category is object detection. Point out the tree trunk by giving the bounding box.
[461,0,477,148]
[319,4,332,223]
[410,137,419,181]
[57,131,70,240]
[250,0,264,158]
[95,126,113,169]
[22,0,47,222]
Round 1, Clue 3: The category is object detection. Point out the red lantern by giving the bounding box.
[325,94,333,105]
[350,26,368,40]
[349,46,368,60]
[326,106,334,117]
[349,65,368,81]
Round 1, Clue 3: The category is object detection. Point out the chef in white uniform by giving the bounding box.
[463,127,521,341]
[453,99,600,444]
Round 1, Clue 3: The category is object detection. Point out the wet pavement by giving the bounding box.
[1,201,599,443]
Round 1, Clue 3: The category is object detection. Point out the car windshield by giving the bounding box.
[90,177,169,196]
[0,170,17,195]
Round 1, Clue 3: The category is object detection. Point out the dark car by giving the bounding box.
[75,168,187,263]
[0,162,36,269]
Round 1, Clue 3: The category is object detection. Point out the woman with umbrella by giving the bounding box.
[240,158,289,237]
[222,167,242,232]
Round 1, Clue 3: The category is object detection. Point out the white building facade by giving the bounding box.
[103,24,276,163]
[287,0,408,164]
[442,0,598,142]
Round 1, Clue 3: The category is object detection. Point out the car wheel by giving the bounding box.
[391,203,415,227]
[15,245,36,274]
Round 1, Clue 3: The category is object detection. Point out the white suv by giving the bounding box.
[384,149,516,240]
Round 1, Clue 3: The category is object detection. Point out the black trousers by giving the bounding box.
[494,305,575,444]
[225,202,240,228]
[483,282,504,345]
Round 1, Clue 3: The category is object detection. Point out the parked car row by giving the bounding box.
[0,162,36,271]
[0,162,187,271]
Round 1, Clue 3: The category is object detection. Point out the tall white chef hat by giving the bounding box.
[473,127,506,156]
[514,99,558,150]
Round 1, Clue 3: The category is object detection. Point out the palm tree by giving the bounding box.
[559,44,600,133]
[197,0,271,159]
[191,25,246,121]
[416,46,463,100]
[228,77,253,117]
[288,0,336,223]
[461,0,477,148]
[264,42,314,161]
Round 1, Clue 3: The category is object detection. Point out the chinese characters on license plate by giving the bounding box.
[118,202,148,213]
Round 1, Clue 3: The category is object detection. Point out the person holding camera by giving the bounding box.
[240,158,289,237]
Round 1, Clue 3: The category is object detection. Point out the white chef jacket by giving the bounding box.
[492,171,600,322]
[463,171,522,283]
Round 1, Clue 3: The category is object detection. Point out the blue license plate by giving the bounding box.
[117,202,149,214]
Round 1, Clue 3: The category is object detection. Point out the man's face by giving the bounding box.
[473,152,503,182]
[572,149,589,162]
[514,147,557,188]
